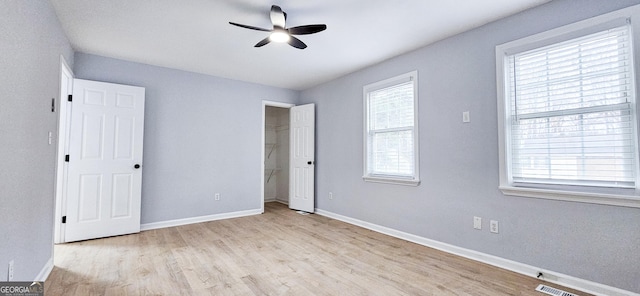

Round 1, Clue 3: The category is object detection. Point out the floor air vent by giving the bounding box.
[536,284,578,296]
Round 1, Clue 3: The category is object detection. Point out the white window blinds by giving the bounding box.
[507,25,637,188]
[367,81,415,177]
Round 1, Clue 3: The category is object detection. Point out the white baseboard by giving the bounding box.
[315,209,638,296]
[141,209,262,231]
[36,257,53,282]
[265,198,288,205]
[274,199,289,205]
[265,200,288,205]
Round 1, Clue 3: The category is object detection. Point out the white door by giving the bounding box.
[64,79,145,242]
[289,103,315,212]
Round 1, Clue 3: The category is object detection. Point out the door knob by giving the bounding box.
[134,164,141,169]
[307,161,314,165]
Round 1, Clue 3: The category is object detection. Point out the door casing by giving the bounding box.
[54,56,73,244]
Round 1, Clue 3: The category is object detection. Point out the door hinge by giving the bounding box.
[62,216,66,224]
[65,155,69,162]
[67,94,72,102]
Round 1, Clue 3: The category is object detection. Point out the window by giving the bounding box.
[496,10,640,207]
[363,71,419,186]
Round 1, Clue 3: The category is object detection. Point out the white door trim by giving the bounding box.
[54,55,73,244]
[261,101,294,213]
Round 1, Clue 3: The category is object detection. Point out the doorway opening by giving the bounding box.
[263,104,292,211]
[261,101,316,214]
[54,59,146,243]
[261,101,294,213]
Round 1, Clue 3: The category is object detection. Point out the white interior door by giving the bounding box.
[289,103,315,212]
[64,79,145,242]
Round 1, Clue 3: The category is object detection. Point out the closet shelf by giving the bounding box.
[266,143,278,159]
[266,124,290,130]
[265,168,281,183]
[265,118,288,185]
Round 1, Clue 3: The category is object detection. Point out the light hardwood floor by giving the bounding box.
[46,202,588,295]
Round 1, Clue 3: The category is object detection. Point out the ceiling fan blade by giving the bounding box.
[270,5,286,28]
[288,36,307,49]
[254,37,271,47]
[229,22,271,32]
[288,24,327,35]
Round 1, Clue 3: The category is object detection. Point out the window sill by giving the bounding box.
[363,176,420,186]
[499,185,640,208]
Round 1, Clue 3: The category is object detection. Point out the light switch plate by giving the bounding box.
[473,216,481,230]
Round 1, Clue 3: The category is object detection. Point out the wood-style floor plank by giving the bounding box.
[46,202,589,296]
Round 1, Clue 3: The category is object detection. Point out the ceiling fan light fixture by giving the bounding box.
[269,29,290,43]
[229,5,326,49]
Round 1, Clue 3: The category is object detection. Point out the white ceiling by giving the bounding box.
[50,0,550,90]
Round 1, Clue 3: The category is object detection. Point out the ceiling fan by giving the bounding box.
[229,5,327,49]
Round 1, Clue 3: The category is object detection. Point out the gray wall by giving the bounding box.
[2,0,638,291]
[73,53,299,224]
[300,0,640,293]
[0,0,74,281]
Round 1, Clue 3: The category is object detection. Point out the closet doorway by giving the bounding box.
[261,101,294,213]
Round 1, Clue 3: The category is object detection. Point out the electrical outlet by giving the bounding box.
[490,220,499,233]
[8,260,14,281]
[463,111,470,123]
[473,216,482,230]
[329,192,333,200]
[214,193,220,201]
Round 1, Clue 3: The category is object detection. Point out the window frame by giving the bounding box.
[495,6,640,208]
[363,71,420,186]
